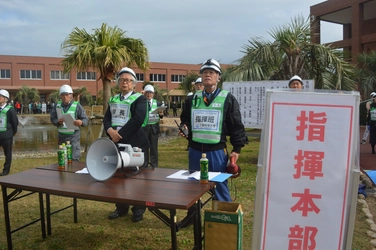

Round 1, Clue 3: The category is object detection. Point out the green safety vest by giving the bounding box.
[0,106,12,132]
[147,99,160,125]
[56,101,78,135]
[109,93,148,128]
[191,90,228,144]
[370,106,376,121]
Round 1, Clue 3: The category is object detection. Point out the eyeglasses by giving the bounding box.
[118,78,133,83]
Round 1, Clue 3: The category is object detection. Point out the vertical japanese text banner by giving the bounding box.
[256,90,359,250]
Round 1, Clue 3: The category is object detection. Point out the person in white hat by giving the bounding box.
[288,75,303,89]
[194,77,204,91]
[143,84,164,168]
[0,89,18,176]
[178,59,248,228]
[362,92,376,144]
[103,67,149,222]
[50,84,89,161]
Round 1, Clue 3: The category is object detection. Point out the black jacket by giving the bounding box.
[0,104,18,140]
[103,92,149,150]
[180,89,248,153]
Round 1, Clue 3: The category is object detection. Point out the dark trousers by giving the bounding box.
[143,125,159,168]
[115,146,149,215]
[0,137,13,173]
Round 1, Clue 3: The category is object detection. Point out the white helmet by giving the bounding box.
[187,92,194,96]
[117,67,137,80]
[59,85,73,95]
[144,84,154,93]
[195,77,202,84]
[289,75,303,86]
[199,59,222,75]
[370,92,376,98]
[0,89,9,99]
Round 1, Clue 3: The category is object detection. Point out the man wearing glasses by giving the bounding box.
[103,67,149,222]
[178,59,248,228]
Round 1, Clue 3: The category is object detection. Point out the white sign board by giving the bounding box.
[223,80,314,128]
[252,89,359,250]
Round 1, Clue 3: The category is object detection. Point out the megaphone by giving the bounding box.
[86,138,145,181]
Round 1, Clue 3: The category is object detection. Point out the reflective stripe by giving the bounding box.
[192,132,221,141]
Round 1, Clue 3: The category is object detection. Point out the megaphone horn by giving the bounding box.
[86,138,145,181]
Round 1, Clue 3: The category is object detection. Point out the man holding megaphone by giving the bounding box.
[103,67,150,222]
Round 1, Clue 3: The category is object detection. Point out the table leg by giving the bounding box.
[2,186,13,250]
[193,200,203,249]
[169,209,177,250]
[46,193,51,235]
[73,198,77,223]
[38,192,46,238]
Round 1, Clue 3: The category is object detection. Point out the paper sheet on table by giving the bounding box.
[151,106,167,114]
[75,167,89,174]
[166,170,232,182]
[56,107,79,130]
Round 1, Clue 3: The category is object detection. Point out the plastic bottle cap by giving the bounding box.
[59,145,62,149]
[202,153,206,158]
[66,141,70,144]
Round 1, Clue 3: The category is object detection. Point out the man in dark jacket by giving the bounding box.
[103,67,149,222]
[0,89,18,176]
[178,59,248,227]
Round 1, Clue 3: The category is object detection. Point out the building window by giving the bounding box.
[136,73,144,82]
[51,70,70,80]
[77,71,96,80]
[20,70,42,79]
[0,69,10,79]
[150,74,166,82]
[171,75,185,82]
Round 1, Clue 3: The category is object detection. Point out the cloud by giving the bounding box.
[0,0,337,64]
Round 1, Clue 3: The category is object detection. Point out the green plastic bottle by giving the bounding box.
[66,141,72,163]
[200,153,209,184]
[57,145,65,170]
[61,143,67,168]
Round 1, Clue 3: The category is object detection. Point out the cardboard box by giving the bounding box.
[204,201,243,250]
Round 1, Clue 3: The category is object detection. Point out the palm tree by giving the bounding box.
[179,72,200,94]
[357,50,376,97]
[60,23,149,113]
[224,15,357,90]
[14,86,40,113]
[73,86,93,106]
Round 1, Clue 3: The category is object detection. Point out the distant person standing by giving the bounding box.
[143,84,164,168]
[368,94,376,154]
[0,89,18,176]
[362,92,376,144]
[50,85,88,161]
[172,101,177,117]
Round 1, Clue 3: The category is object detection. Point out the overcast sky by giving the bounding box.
[0,0,341,65]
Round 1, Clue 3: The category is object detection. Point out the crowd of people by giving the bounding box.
[4,100,54,114]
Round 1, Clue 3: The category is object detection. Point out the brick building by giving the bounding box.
[310,0,376,63]
[0,54,204,102]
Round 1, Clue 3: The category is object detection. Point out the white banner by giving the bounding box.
[223,80,314,128]
[253,90,359,250]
